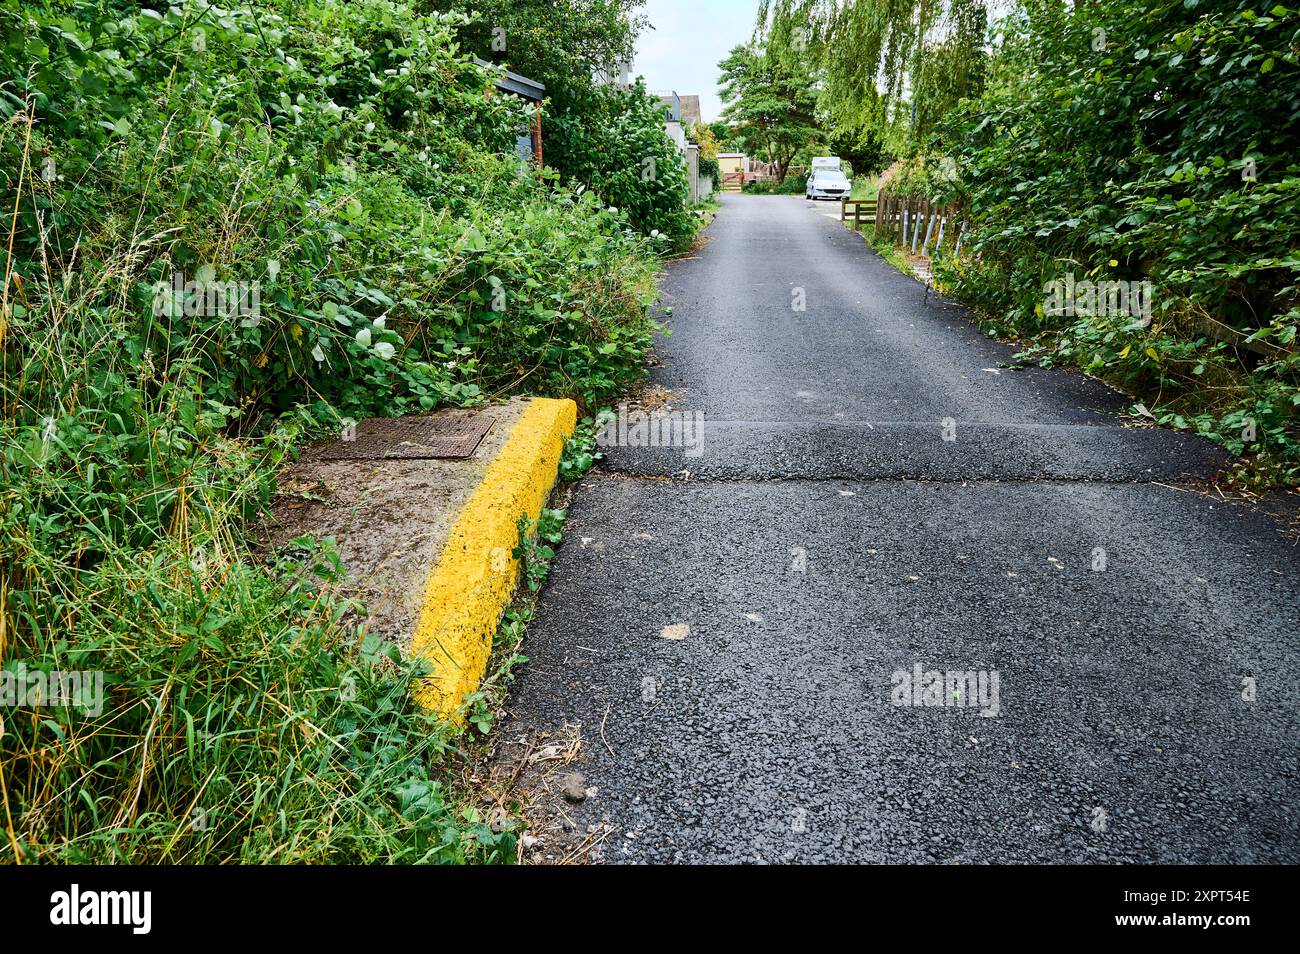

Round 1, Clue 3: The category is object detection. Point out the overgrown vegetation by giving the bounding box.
[744,174,808,195]
[438,0,697,250]
[0,0,692,862]
[430,1,641,180]
[461,506,567,738]
[556,409,611,482]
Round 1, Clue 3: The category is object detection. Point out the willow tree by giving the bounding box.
[758,0,991,156]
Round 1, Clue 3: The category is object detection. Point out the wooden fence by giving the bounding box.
[869,194,969,259]
[838,194,968,258]
[838,197,877,229]
[858,194,1293,358]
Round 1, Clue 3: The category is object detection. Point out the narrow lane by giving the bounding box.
[501,194,1299,863]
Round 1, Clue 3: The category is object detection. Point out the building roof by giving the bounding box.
[473,58,545,101]
[654,92,702,127]
[655,92,681,122]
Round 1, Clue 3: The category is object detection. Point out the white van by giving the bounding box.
[806,166,851,200]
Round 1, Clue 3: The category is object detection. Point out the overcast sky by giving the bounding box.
[633,0,762,123]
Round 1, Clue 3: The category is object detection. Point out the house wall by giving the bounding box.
[665,120,687,152]
[686,144,700,203]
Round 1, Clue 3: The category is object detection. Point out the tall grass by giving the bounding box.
[0,110,514,861]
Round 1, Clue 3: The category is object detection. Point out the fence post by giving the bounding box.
[922,211,937,256]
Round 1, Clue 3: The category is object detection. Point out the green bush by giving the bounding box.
[557,80,696,252]
[744,174,807,195]
[884,155,958,201]
[428,0,647,191]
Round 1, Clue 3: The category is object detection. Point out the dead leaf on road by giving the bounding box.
[660,623,690,641]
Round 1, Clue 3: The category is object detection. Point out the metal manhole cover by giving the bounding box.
[320,413,496,461]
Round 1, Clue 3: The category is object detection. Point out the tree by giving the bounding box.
[828,119,891,177]
[717,43,820,182]
[425,0,648,179]
[756,0,989,157]
[422,0,690,246]
[691,122,721,161]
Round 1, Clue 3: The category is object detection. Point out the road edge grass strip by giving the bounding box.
[411,398,577,718]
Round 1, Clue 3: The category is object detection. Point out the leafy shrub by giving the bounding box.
[885,155,958,201]
[559,80,696,252]
[429,0,647,188]
[745,174,807,195]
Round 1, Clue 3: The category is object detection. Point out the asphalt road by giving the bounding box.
[503,193,1299,864]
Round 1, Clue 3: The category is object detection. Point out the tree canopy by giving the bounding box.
[717,42,820,181]
[426,0,648,179]
[757,0,989,155]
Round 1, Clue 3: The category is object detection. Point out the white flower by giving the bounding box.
[373,342,396,360]
[355,328,372,347]
[311,343,325,363]
[650,229,660,237]
[374,316,386,329]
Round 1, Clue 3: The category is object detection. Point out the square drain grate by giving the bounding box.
[320,412,496,461]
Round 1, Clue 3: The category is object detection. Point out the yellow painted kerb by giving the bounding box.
[411,397,576,717]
